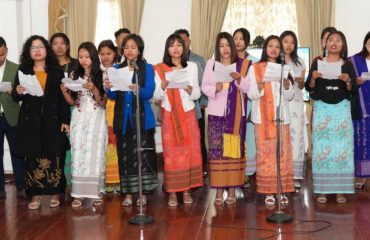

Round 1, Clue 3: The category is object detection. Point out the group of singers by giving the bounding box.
[0,26,369,210]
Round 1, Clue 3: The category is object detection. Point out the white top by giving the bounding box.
[287,57,306,101]
[0,60,5,82]
[0,61,5,113]
[366,59,370,71]
[246,64,294,124]
[154,61,200,112]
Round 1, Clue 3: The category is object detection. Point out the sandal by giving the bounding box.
[244,176,251,188]
[264,195,276,206]
[94,198,104,206]
[316,195,327,204]
[279,195,289,205]
[183,191,193,204]
[136,195,147,206]
[168,193,178,207]
[214,197,224,206]
[355,182,365,189]
[49,199,60,208]
[226,197,236,206]
[336,194,346,204]
[71,198,84,208]
[28,196,42,210]
[122,195,133,207]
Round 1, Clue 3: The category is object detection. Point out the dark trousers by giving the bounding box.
[0,114,26,192]
[198,108,208,171]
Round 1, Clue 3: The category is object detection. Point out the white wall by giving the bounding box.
[335,0,370,56]
[140,0,192,64]
[0,0,49,63]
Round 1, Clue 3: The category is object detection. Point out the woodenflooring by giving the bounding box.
[1,156,369,240]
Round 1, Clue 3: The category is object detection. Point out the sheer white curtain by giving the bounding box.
[222,0,299,45]
[94,0,121,46]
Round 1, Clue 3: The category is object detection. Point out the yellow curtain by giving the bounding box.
[191,0,230,59]
[66,0,98,57]
[118,0,145,34]
[48,0,69,36]
[295,0,335,60]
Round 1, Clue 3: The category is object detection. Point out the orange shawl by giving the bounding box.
[253,62,276,139]
[154,63,190,146]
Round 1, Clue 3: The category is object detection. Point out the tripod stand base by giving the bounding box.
[266,212,293,223]
[128,214,154,225]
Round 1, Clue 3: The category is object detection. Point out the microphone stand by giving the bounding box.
[129,63,155,225]
[267,56,293,223]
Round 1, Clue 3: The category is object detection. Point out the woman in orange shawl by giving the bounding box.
[154,34,203,207]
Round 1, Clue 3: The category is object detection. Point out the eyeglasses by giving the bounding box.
[30,46,45,52]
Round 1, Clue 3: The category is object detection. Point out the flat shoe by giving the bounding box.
[49,199,60,208]
[28,196,41,210]
[136,195,147,206]
[168,193,178,207]
[122,197,133,207]
[226,197,236,205]
[316,196,327,204]
[355,182,366,189]
[183,192,193,204]
[280,195,289,205]
[94,198,104,206]
[265,195,275,206]
[71,198,83,208]
[336,196,346,204]
[214,197,223,206]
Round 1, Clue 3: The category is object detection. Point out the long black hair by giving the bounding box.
[323,31,349,60]
[73,42,104,97]
[233,28,251,49]
[162,34,188,68]
[359,31,370,58]
[215,32,237,63]
[320,26,337,54]
[259,35,282,64]
[98,39,117,63]
[19,35,59,72]
[49,32,72,59]
[280,30,302,66]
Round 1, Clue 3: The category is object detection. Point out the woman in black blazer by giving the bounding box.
[11,35,70,210]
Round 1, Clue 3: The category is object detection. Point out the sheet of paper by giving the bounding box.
[317,60,342,79]
[107,67,133,91]
[262,62,292,82]
[0,82,12,92]
[165,69,189,89]
[213,62,237,83]
[18,71,44,96]
[62,77,86,92]
[361,72,370,81]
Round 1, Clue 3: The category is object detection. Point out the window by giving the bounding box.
[222,0,299,45]
[94,0,121,46]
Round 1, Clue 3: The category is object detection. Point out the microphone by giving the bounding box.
[130,60,139,71]
[280,51,285,65]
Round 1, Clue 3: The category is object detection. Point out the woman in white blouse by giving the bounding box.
[154,34,203,207]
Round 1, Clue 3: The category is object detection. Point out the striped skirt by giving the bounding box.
[70,106,108,198]
[162,109,203,192]
[354,118,370,177]
[312,100,354,194]
[255,124,294,194]
[208,115,246,188]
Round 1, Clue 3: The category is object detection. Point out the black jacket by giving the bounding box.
[11,65,70,158]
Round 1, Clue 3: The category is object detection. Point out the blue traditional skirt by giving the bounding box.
[312,100,354,194]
